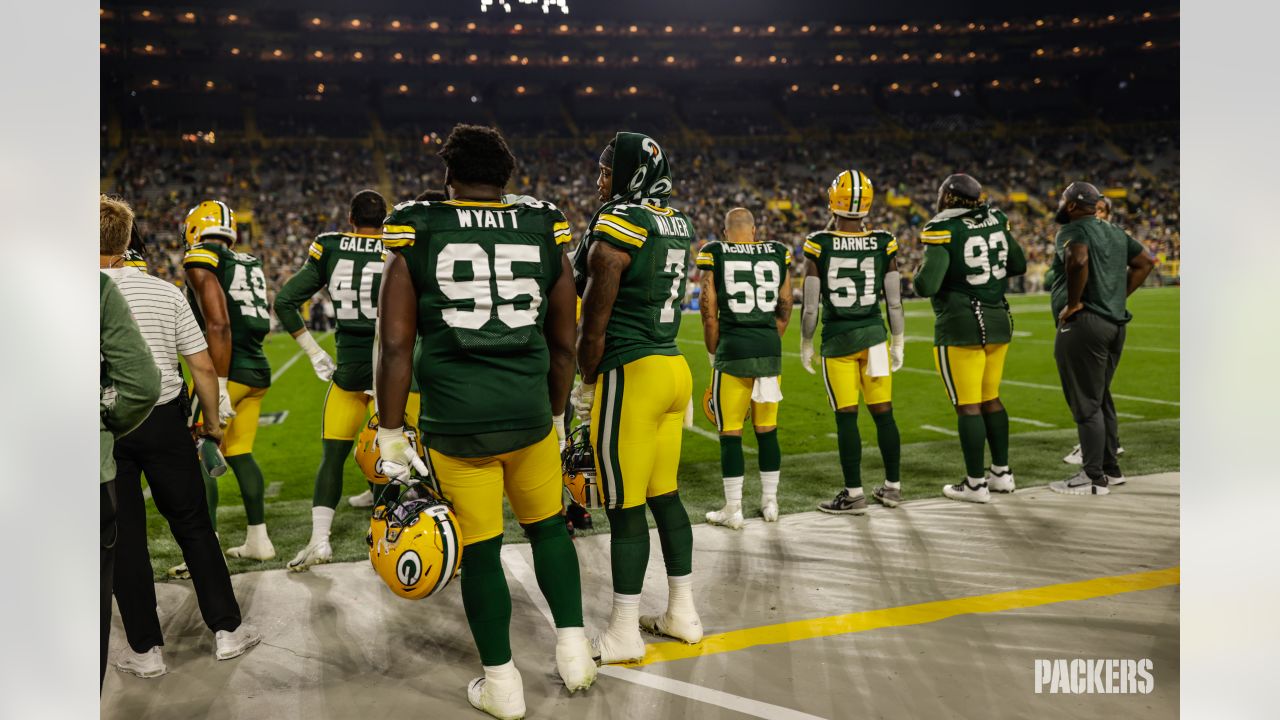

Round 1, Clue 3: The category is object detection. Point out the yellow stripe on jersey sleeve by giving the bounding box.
[552,220,572,245]
[695,251,715,268]
[595,222,644,248]
[599,213,648,238]
[921,229,951,245]
[381,224,416,248]
[307,242,324,260]
[885,238,899,255]
[803,239,823,258]
[184,249,219,267]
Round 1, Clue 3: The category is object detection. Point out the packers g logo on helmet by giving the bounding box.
[183,200,237,248]
[367,482,462,600]
[828,170,874,219]
[561,424,602,509]
[355,413,423,485]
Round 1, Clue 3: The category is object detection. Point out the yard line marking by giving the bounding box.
[264,482,283,498]
[1009,416,1055,428]
[631,567,1179,668]
[920,424,958,437]
[1116,412,1145,419]
[685,424,757,453]
[501,548,827,720]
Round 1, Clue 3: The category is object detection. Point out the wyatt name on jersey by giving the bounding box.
[455,208,521,230]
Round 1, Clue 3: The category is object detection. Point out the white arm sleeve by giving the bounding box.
[801,279,820,341]
[884,270,905,337]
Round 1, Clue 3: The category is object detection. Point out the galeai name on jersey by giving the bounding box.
[339,235,383,254]
[832,236,880,252]
[455,208,521,229]
[653,214,692,238]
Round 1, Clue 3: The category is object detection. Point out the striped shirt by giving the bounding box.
[100,267,207,405]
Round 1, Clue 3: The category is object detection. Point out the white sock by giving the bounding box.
[245,523,269,544]
[759,471,780,499]
[990,465,1010,475]
[310,507,334,544]
[608,593,641,631]
[556,626,586,645]
[667,573,694,615]
[968,476,987,487]
[883,480,901,490]
[722,476,744,510]
[847,487,864,499]
[483,659,520,681]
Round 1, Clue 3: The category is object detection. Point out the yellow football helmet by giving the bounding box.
[561,425,602,509]
[368,482,462,600]
[183,200,237,247]
[828,170,874,219]
[355,413,423,485]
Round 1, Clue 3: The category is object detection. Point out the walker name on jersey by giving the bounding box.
[721,242,776,256]
[1033,658,1154,694]
[653,214,692,238]
[456,208,521,229]
[340,236,384,254]
[833,236,880,252]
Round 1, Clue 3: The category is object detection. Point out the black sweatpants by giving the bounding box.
[112,398,241,652]
[101,480,116,688]
[1054,310,1126,481]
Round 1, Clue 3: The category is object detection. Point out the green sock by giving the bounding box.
[647,492,693,577]
[523,515,584,628]
[313,440,354,509]
[199,463,218,528]
[983,408,1010,468]
[871,411,901,483]
[719,435,745,478]
[756,429,781,473]
[225,454,265,525]
[460,536,512,666]
[604,505,650,594]
[957,414,987,478]
[835,411,862,489]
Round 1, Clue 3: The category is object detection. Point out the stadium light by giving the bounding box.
[1072,46,1081,54]
[354,51,364,60]
[141,9,151,17]
[230,47,240,55]
[584,85,593,94]
[1072,17,1081,24]
[594,24,603,32]
[789,84,798,91]
[144,44,154,53]
[596,55,605,63]
[560,23,569,31]
[431,52,441,61]
[311,17,321,26]
[467,53,477,62]
[1034,77,1042,84]
[931,81,939,88]
[666,55,675,63]
[834,54,843,62]
[868,24,876,31]
[833,25,842,32]
[732,25,741,33]
[1143,40,1154,48]
[150,79,159,86]
[665,25,673,33]
[890,82,900,90]
[514,23,524,31]
[1107,14,1116,21]
[900,24,908,31]
[934,52,942,59]
[467,22,477,30]
[1035,48,1045,56]
[628,86,637,94]
[351,19,362,28]
[562,55,571,63]
[516,85,525,94]
[205,80,215,88]
[392,19,402,29]
[769,55,777,63]
[317,83,325,93]
[991,79,1000,87]
[630,55,639,63]
[831,83,840,91]
[227,14,237,22]
[398,84,408,93]
[1035,19,1044,27]
[100,42,106,50]
[313,50,323,58]
[273,49,283,57]
[446,84,455,92]
[184,12,195,20]
[1142,10,1152,18]
[901,53,910,60]
[767,25,776,33]
[509,53,519,62]
[733,55,742,63]
[393,52,404,61]
[933,23,941,30]
[869,53,878,61]
[800,25,810,32]
[629,25,637,33]
[521,57,529,65]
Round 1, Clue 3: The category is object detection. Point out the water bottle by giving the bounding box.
[197,437,228,478]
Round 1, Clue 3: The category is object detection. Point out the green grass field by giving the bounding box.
[144,287,1180,579]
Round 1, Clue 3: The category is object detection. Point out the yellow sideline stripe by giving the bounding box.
[633,566,1180,667]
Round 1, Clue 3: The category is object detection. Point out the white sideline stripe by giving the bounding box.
[920,424,959,437]
[685,424,758,454]
[265,482,283,498]
[1116,412,1145,419]
[674,339,1181,407]
[500,549,827,720]
[1009,416,1055,428]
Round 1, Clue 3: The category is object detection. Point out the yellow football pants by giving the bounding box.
[933,343,1010,406]
[821,345,892,410]
[425,430,563,547]
[321,384,373,441]
[710,370,780,433]
[591,354,693,510]
[222,381,268,457]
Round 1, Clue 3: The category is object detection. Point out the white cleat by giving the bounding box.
[467,665,526,720]
[705,506,744,530]
[287,540,332,572]
[214,623,261,660]
[1106,473,1127,487]
[554,630,597,692]
[1065,444,1125,465]
[591,623,646,665]
[347,489,375,508]
[167,563,190,580]
[640,608,704,645]
[226,524,275,561]
[760,497,779,522]
[1049,472,1111,496]
[942,478,991,504]
[114,646,167,678]
[987,468,1016,494]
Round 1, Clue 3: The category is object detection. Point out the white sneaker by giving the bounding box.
[554,629,597,692]
[467,663,526,720]
[942,478,991,504]
[1049,471,1111,496]
[226,524,275,561]
[167,563,190,580]
[1063,444,1083,465]
[760,496,779,522]
[214,623,261,660]
[114,646,167,678]
[640,607,703,645]
[987,468,1016,494]
[347,489,375,508]
[591,622,646,665]
[1106,473,1127,487]
[287,540,332,572]
[705,505,744,530]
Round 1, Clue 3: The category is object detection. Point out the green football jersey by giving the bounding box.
[184,242,272,387]
[917,205,1023,347]
[587,202,695,374]
[382,197,572,456]
[274,232,385,391]
[695,239,791,377]
[803,229,899,357]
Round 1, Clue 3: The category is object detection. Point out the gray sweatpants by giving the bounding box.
[1054,310,1126,480]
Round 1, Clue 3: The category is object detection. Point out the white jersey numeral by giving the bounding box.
[330,258,383,320]
[229,264,269,319]
[659,247,688,323]
[723,259,781,314]
[826,256,877,308]
[963,231,1009,285]
[437,243,542,330]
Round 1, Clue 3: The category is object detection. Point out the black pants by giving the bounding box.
[112,398,241,651]
[101,480,116,689]
[1054,310,1126,480]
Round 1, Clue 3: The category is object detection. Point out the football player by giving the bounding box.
[572,132,703,663]
[376,124,595,718]
[914,174,1027,503]
[182,201,274,565]
[800,170,906,514]
[697,208,792,528]
[275,190,399,571]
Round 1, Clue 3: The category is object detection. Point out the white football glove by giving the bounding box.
[296,331,337,382]
[375,425,428,484]
[800,338,816,375]
[571,380,596,423]
[889,334,905,372]
[217,377,237,424]
[553,412,566,449]
[707,351,716,369]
